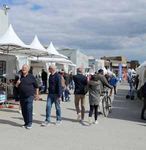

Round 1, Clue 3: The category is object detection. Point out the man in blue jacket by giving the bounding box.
[41,64,62,126]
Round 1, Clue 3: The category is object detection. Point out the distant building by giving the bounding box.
[88,58,105,73]
[59,48,89,72]
[129,60,140,69]
[101,56,127,77]
[0,8,8,37]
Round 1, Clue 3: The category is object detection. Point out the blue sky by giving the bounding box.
[0,0,146,62]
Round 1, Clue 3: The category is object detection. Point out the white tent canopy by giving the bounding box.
[9,35,48,57]
[23,35,48,56]
[0,24,28,52]
[29,35,47,53]
[46,42,67,59]
[30,57,73,64]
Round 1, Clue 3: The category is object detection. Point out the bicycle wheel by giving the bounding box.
[107,96,112,113]
[102,97,109,117]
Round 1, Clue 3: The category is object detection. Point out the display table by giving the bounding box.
[0,82,14,108]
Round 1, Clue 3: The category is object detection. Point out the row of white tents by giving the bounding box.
[0,24,75,76]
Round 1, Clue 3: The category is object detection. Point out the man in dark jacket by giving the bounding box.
[41,69,48,93]
[140,82,146,120]
[16,64,39,129]
[41,64,62,126]
[73,68,88,122]
[96,69,113,90]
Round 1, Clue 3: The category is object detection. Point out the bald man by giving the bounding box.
[41,64,62,126]
[16,64,39,129]
[73,67,88,122]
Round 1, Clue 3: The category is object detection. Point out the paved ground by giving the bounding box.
[0,82,146,150]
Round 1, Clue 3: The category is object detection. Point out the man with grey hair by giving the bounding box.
[41,64,62,126]
[16,64,39,129]
[73,67,88,123]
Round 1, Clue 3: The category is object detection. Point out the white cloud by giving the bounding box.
[4,0,146,62]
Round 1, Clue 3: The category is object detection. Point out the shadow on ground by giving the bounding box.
[41,114,79,123]
[66,108,89,114]
[12,117,43,125]
[0,108,19,113]
[0,119,22,127]
[108,89,146,123]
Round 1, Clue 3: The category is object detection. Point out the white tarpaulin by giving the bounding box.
[30,57,72,64]
[136,61,146,89]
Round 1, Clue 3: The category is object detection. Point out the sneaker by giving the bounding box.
[18,110,22,114]
[25,125,32,129]
[77,113,81,121]
[56,120,62,125]
[21,124,26,128]
[88,117,92,125]
[41,121,50,127]
[80,119,84,124]
[94,120,99,124]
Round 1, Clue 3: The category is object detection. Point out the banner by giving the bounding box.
[118,63,122,81]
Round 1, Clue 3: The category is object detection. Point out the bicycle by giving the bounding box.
[100,88,112,117]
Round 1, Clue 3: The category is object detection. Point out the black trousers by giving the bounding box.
[89,105,98,120]
[43,80,47,93]
[20,96,34,126]
[141,97,146,119]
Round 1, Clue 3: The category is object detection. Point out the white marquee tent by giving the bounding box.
[26,35,47,56]
[30,57,76,75]
[46,42,67,59]
[0,24,28,53]
[30,57,73,64]
[0,24,74,74]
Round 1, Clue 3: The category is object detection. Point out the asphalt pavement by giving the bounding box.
[0,82,146,150]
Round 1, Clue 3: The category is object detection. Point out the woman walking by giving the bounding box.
[88,75,101,125]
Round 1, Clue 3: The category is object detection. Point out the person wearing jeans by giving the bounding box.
[20,96,34,127]
[46,94,61,122]
[42,64,62,126]
[16,64,39,129]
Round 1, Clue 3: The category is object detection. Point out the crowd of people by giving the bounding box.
[11,64,146,129]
